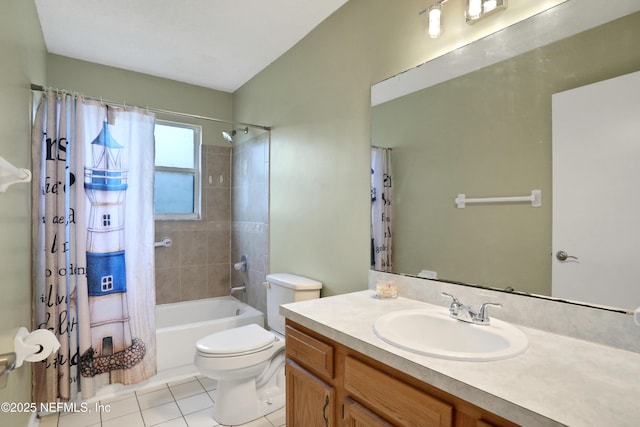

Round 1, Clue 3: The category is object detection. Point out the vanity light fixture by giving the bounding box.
[466,0,482,20]
[428,4,443,38]
[466,0,507,24]
[422,0,506,39]
[483,0,498,13]
[422,0,448,39]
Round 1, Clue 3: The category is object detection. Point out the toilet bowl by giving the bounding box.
[195,324,286,425]
[194,273,322,425]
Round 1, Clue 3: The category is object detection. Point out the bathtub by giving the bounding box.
[156,296,264,373]
[79,296,263,404]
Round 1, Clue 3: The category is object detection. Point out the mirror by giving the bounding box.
[370,1,640,311]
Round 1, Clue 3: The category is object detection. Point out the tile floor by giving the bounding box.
[36,376,285,427]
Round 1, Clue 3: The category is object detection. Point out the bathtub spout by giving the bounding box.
[230,283,246,294]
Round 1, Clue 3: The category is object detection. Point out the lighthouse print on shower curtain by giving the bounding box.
[81,122,145,378]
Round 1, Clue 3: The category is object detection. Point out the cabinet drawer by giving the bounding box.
[286,325,334,379]
[344,356,453,427]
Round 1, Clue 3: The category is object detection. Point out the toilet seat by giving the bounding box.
[196,324,276,358]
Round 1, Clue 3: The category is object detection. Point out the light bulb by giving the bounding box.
[467,0,482,20]
[428,5,442,38]
[483,0,497,13]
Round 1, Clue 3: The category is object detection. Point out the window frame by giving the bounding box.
[154,119,202,221]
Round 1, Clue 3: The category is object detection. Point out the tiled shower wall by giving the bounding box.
[231,132,270,316]
[154,145,232,304]
[154,134,270,310]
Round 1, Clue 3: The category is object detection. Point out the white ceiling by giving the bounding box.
[35,0,348,93]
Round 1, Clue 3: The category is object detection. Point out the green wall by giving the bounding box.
[234,1,637,296]
[47,54,234,147]
[232,0,429,295]
[232,0,536,295]
[0,1,46,425]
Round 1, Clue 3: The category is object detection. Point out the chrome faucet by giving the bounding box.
[230,283,247,295]
[442,292,502,325]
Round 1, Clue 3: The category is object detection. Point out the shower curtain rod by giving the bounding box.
[30,84,271,131]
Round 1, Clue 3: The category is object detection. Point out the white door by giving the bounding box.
[552,70,640,310]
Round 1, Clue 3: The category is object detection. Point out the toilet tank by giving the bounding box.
[266,273,322,335]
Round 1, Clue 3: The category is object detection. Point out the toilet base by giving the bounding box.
[195,327,288,425]
[212,371,285,425]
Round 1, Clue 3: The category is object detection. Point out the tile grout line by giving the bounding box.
[165,381,189,427]
[132,390,147,427]
[167,385,186,427]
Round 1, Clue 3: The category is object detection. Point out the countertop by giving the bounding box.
[280,290,640,427]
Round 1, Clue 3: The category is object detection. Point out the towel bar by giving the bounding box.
[455,189,541,208]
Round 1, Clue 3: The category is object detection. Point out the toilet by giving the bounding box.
[195,273,322,425]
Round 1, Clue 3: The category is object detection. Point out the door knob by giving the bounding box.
[556,251,578,261]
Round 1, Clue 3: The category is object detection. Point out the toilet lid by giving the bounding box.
[196,324,276,356]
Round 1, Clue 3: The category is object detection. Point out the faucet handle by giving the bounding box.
[477,302,502,324]
[441,292,461,304]
[442,292,462,314]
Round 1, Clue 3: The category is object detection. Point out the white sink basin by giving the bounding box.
[373,309,528,361]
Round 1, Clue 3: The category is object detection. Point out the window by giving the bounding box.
[102,214,111,227]
[102,337,113,356]
[154,120,202,220]
[101,276,113,292]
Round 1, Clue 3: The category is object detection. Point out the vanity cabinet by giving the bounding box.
[285,320,519,427]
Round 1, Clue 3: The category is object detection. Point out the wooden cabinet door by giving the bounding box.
[344,397,394,427]
[344,356,453,427]
[286,360,335,427]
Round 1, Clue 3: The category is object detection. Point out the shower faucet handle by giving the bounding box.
[233,255,248,272]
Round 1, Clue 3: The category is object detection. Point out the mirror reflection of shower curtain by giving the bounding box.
[371,147,392,271]
[31,90,157,403]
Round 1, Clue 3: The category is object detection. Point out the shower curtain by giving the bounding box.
[31,90,157,403]
[371,147,393,271]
